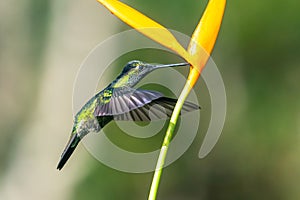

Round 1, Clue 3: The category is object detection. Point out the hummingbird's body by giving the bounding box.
[57,60,200,170]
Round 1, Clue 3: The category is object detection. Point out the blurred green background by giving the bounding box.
[1,0,300,199]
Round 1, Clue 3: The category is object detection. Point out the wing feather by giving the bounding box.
[94,87,163,116]
[114,97,200,121]
[94,87,200,121]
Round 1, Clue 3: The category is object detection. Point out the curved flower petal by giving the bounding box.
[97,0,192,63]
[187,0,226,87]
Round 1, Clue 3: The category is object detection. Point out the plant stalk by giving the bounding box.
[148,79,194,200]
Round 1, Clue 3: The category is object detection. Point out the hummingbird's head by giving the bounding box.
[120,60,151,77]
[114,60,190,87]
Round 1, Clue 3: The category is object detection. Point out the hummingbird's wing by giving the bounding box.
[94,87,199,121]
[113,97,200,121]
[94,87,163,116]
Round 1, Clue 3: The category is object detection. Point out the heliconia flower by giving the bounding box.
[97,0,225,87]
[187,0,226,88]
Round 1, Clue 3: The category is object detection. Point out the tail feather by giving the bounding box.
[57,134,81,170]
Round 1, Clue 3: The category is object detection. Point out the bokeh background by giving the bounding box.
[1,0,300,199]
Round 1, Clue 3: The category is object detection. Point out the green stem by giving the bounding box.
[148,82,193,200]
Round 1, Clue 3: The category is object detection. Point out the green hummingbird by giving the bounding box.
[57,60,200,170]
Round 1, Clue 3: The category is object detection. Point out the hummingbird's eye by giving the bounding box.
[136,64,143,70]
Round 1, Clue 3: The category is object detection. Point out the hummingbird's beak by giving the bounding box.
[153,62,190,69]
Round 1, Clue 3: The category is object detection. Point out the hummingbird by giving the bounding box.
[57,60,200,170]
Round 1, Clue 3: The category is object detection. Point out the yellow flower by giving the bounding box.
[97,0,226,87]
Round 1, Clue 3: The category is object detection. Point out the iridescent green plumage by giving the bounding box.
[57,60,199,170]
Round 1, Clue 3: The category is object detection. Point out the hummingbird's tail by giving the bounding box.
[57,134,81,170]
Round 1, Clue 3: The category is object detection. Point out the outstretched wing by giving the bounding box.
[94,87,200,121]
[113,97,200,121]
[94,87,163,116]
